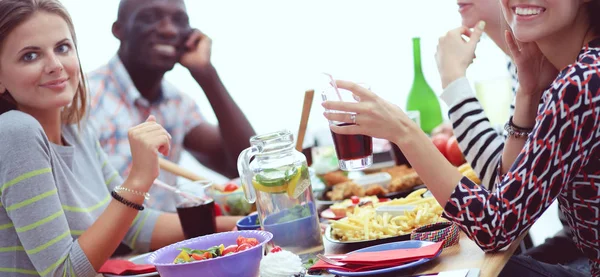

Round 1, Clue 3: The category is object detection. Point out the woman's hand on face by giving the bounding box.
[505,30,558,99]
[127,115,172,190]
[436,21,486,89]
[322,80,415,144]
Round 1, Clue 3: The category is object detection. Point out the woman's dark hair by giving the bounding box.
[0,0,88,124]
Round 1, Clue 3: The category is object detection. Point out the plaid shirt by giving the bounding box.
[87,55,204,212]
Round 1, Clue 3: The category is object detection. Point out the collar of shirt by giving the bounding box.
[107,55,180,108]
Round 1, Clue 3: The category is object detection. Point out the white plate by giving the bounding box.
[324,225,410,245]
[353,172,392,187]
[103,253,158,277]
[375,204,417,217]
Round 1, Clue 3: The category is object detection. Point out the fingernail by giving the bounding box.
[478,21,486,30]
[168,133,172,139]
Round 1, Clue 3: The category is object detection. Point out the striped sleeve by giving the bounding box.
[91,129,160,253]
[440,77,505,189]
[0,114,95,276]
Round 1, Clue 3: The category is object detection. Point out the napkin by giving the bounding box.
[310,241,443,272]
[310,259,418,272]
[99,259,156,275]
[340,241,443,264]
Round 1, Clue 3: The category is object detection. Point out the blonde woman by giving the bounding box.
[0,0,231,276]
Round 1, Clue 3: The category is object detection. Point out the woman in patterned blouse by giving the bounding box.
[322,1,600,276]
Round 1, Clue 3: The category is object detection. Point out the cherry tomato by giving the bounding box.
[214,203,223,216]
[351,196,360,205]
[245,238,259,247]
[236,243,252,252]
[191,253,204,260]
[222,244,238,256]
[224,183,239,192]
[270,246,282,253]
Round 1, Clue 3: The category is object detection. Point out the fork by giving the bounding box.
[316,254,346,267]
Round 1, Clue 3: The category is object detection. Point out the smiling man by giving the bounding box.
[88,0,255,212]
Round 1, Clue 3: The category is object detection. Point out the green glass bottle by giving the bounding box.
[406,37,443,134]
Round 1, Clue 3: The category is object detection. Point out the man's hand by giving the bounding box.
[180,29,212,71]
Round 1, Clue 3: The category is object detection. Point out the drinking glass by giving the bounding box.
[475,78,513,126]
[175,184,217,239]
[321,75,373,171]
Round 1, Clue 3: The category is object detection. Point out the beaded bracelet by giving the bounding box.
[111,190,145,211]
[504,117,534,139]
[114,186,150,200]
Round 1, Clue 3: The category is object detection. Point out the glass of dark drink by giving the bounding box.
[321,74,373,171]
[176,199,217,239]
[175,183,218,239]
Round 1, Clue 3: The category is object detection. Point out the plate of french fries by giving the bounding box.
[325,188,446,244]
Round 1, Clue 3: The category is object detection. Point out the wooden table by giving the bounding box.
[105,233,522,277]
[411,233,522,277]
[324,232,523,277]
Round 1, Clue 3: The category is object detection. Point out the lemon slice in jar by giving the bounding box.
[252,169,289,193]
[287,166,310,199]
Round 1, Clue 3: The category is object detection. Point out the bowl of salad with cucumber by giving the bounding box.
[146,230,272,277]
[207,179,255,216]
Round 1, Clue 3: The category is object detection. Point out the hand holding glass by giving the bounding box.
[321,78,373,171]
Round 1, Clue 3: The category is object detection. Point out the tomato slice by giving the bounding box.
[245,238,259,247]
[222,244,238,256]
[224,183,239,192]
[236,236,248,246]
[191,253,205,261]
[236,243,252,252]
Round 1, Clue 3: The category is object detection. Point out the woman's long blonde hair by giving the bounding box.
[0,0,87,125]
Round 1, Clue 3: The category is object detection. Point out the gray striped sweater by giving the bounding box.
[0,111,160,276]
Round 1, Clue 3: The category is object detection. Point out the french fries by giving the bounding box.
[458,163,481,185]
[330,189,445,242]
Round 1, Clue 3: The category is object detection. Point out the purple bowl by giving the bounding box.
[146,230,273,277]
